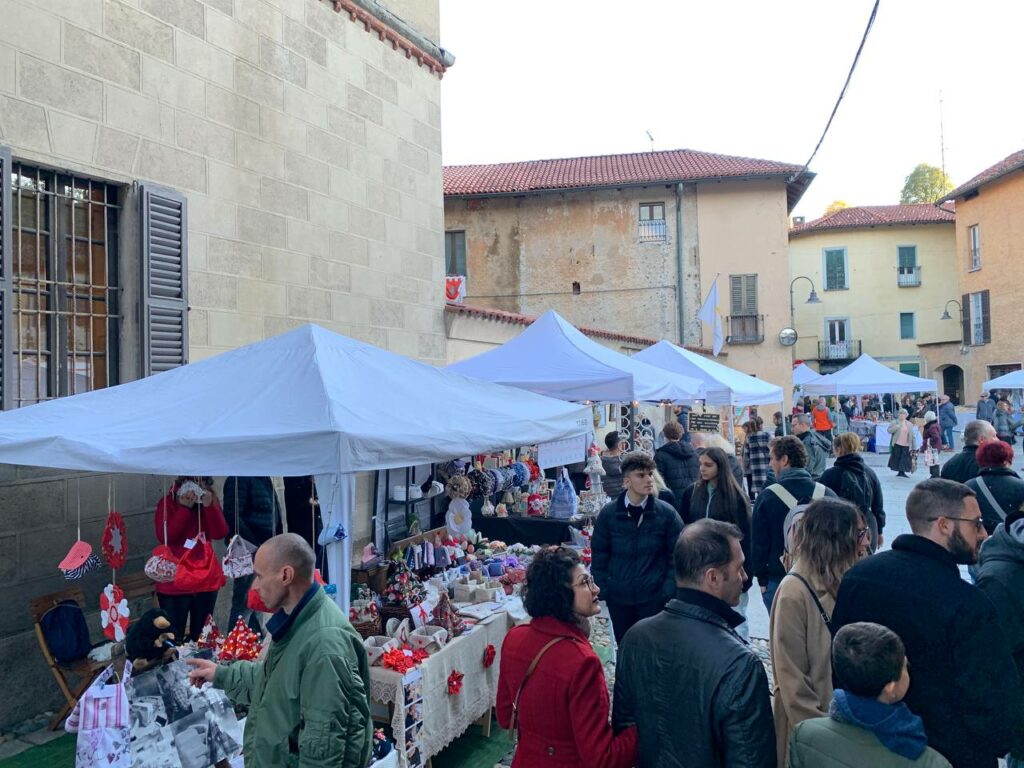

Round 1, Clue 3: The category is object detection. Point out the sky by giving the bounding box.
[437,1,1024,221]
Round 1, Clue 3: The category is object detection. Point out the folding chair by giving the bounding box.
[30,573,158,729]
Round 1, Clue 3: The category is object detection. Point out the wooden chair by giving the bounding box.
[30,573,158,730]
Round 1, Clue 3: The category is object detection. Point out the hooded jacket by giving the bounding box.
[819,453,885,542]
[654,440,699,511]
[965,466,1024,534]
[938,401,957,430]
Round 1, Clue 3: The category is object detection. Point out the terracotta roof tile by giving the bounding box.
[789,204,954,237]
[444,302,715,356]
[944,148,1024,201]
[443,148,813,210]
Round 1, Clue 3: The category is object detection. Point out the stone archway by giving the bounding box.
[940,364,965,405]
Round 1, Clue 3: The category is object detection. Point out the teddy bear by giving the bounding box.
[125,608,178,671]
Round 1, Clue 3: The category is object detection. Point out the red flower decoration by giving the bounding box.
[101,511,127,570]
[381,645,430,674]
[482,644,496,668]
[447,670,464,695]
[100,583,129,642]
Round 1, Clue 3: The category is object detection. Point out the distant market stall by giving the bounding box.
[803,354,938,397]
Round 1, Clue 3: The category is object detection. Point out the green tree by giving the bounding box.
[824,200,850,215]
[900,163,953,204]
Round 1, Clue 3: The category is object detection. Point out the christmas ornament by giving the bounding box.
[447,670,464,695]
[101,511,127,570]
[220,616,262,661]
[197,614,221,650]
[100,583,130,642]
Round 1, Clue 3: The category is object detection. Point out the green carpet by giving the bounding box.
[0,735,74,768]
[431,722,512,768]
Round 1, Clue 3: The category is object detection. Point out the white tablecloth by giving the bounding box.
[369,610,512,768]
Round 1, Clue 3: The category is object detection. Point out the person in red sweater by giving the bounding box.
[496,547,637,768]
[154,476,229,641]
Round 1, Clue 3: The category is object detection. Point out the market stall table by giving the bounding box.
[369,608,512,768]
[472,516,574,546]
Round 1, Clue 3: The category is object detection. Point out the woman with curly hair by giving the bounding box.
[496,547,637,768]
[769,498,861,766]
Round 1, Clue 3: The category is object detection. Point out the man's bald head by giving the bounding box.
[259,533,315,584]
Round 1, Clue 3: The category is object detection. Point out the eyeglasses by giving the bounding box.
[573,574,598,591]
[927,515,985,532]
[856,527,870,541]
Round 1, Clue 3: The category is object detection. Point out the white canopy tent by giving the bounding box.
[446,310,704,402]
[0,324,592,610]
[633,340,783,406]
[803,354,938,397]
[792,363,821,388]
[983,370,1024,390]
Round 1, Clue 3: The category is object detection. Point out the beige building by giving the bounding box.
[920,148,1024,401]
[443,149,812,409]
[788,204,959,391]
[0,0,447,728]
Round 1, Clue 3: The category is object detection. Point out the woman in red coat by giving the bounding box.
[154,476,229,641]
[497,547,637,768]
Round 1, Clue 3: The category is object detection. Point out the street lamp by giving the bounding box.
[940,299,964,345]
[789,275,822,331]
[784,276,822,434]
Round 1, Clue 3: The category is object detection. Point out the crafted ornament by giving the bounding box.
[447,669,464,695]
[220,617,261,661]
[102,511,127,570]
[100,583,130,642]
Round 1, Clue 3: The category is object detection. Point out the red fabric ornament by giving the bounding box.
[220,616,261,661]
[197,614,221,649]
[482,644,496,668]
[381,648,417,674]
[447,670,464,695]
[101,511,127,570]
[100,583,129,642]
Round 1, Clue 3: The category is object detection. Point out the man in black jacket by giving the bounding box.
[832,479,1024,768]
[654,420,699,513]
[592,452,683,643]
[940,419,997,483]
[614,519,774,768]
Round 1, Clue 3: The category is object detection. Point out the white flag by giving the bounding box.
[698,281,724,356]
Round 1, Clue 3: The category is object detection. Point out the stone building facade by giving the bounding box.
[443,149,812,411]
[0,0,446,728]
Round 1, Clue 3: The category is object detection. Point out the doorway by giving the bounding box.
[942,365,964,405]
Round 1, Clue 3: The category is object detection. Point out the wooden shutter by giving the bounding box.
[0,146,11,409]
[981,289,991,344]
[898,246,916,268]
[140,184,188,375]
[825,249,846,289]
[729,274,757,315]
[961,292,970,345]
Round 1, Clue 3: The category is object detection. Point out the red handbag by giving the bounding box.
[172,507,226,593]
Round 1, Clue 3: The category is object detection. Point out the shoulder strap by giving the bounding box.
[765,484,798,509]
[788,573,832,633]
[975,476,1007,520]
[812,483,827,500]
[510,636,567,741]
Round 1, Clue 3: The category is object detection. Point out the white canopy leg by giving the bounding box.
[315,472,354,615]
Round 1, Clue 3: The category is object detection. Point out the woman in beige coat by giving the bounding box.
[770,497,862,767]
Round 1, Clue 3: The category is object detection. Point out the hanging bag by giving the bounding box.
[173,504,226,593]
[548,467,578,519]
[65,661,133,768]
[222,478,257,579]
[145,492,179,583]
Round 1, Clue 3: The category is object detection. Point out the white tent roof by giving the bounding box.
[633,340,783,406]
[792,363,821,388]
[0,324,593,475]
[446,310,704,402]
[803,354,938,397]
[983,370,1024,390]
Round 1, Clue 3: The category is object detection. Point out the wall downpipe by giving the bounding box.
[675,183,685,345]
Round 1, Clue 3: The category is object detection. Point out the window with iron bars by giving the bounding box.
[638,202,666,242]
[9,163,120,407]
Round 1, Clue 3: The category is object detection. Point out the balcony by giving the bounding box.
[726,314,764,344]
[818,339,862,360]
[897,266,921,287]
[638,219,667,242]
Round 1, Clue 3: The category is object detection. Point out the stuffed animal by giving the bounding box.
[125,608,178,671]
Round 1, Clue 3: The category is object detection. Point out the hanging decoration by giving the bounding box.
[100,583,130,642]
[102,481,127,570]
[482,644,496,669]
[447,669,464,695]
[59,479,101,580]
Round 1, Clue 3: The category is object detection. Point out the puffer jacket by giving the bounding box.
[938,401,957,430]
[613,589,775,768]
[214,586,372,768]
[654,440,699,511]
[965,467,1024,534]
[977,398,996,423]
[819,453,885,544]
[788,717,952,768]
[591,492,682,605]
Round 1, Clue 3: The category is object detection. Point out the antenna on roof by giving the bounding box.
[939,90,947,179]
[645,131,655,152]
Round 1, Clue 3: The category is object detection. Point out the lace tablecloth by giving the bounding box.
[369,610,511,768]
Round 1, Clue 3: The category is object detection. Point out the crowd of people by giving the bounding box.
[504,414,1024,768]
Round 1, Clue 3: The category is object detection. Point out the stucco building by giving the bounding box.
[788,204,959,391]
[442,149,812,409]
[919,149,1024,401]
[0,0,448,728]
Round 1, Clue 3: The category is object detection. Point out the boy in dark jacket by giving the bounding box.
[654,420,699,513]
[592,451,683,643]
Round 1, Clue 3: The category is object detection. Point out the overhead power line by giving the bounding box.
[789,0,881,184]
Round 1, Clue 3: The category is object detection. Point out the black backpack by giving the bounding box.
[839,469,873,515]
[40,600,91,664]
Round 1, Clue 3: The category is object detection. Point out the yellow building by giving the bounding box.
[788,205,959,390]
[921,149,1024,401]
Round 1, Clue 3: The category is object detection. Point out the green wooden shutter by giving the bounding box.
[140,184,188,375]
[961,292,971,344]
[0,146,12,409]
[825,249,846,289]
[898,246,916,268]
[981,289,991,344]
[900,312,915,339]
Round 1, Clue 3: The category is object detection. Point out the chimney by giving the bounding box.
[792,216,805,227]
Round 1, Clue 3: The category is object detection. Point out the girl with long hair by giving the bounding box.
[769,498,861,766]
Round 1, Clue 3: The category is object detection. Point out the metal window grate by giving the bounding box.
[10,163,120,407]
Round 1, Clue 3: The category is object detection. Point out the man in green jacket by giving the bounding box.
[187,533,372,768]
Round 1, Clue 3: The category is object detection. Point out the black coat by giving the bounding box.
[654,441,699,513]
[832,535,1024,768]
[613,589,775,768]
[750,469,836,583]
[818,453,886,538]
[966,467,1024,534]
[939,444,981,483]
[679,481,753,590]
[591,492,683,606]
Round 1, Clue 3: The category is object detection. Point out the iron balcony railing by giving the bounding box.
[897,266,921,287]
[818,339,862,360]
[638,219,667,242]
[726,314,764,344]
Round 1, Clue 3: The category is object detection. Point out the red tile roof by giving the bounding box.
[443,148,814,210]
[789,204,954,237]
[445,302,716,356]
[944,148,1024,201]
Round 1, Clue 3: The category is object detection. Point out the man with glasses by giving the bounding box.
[832,479,1024,768]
